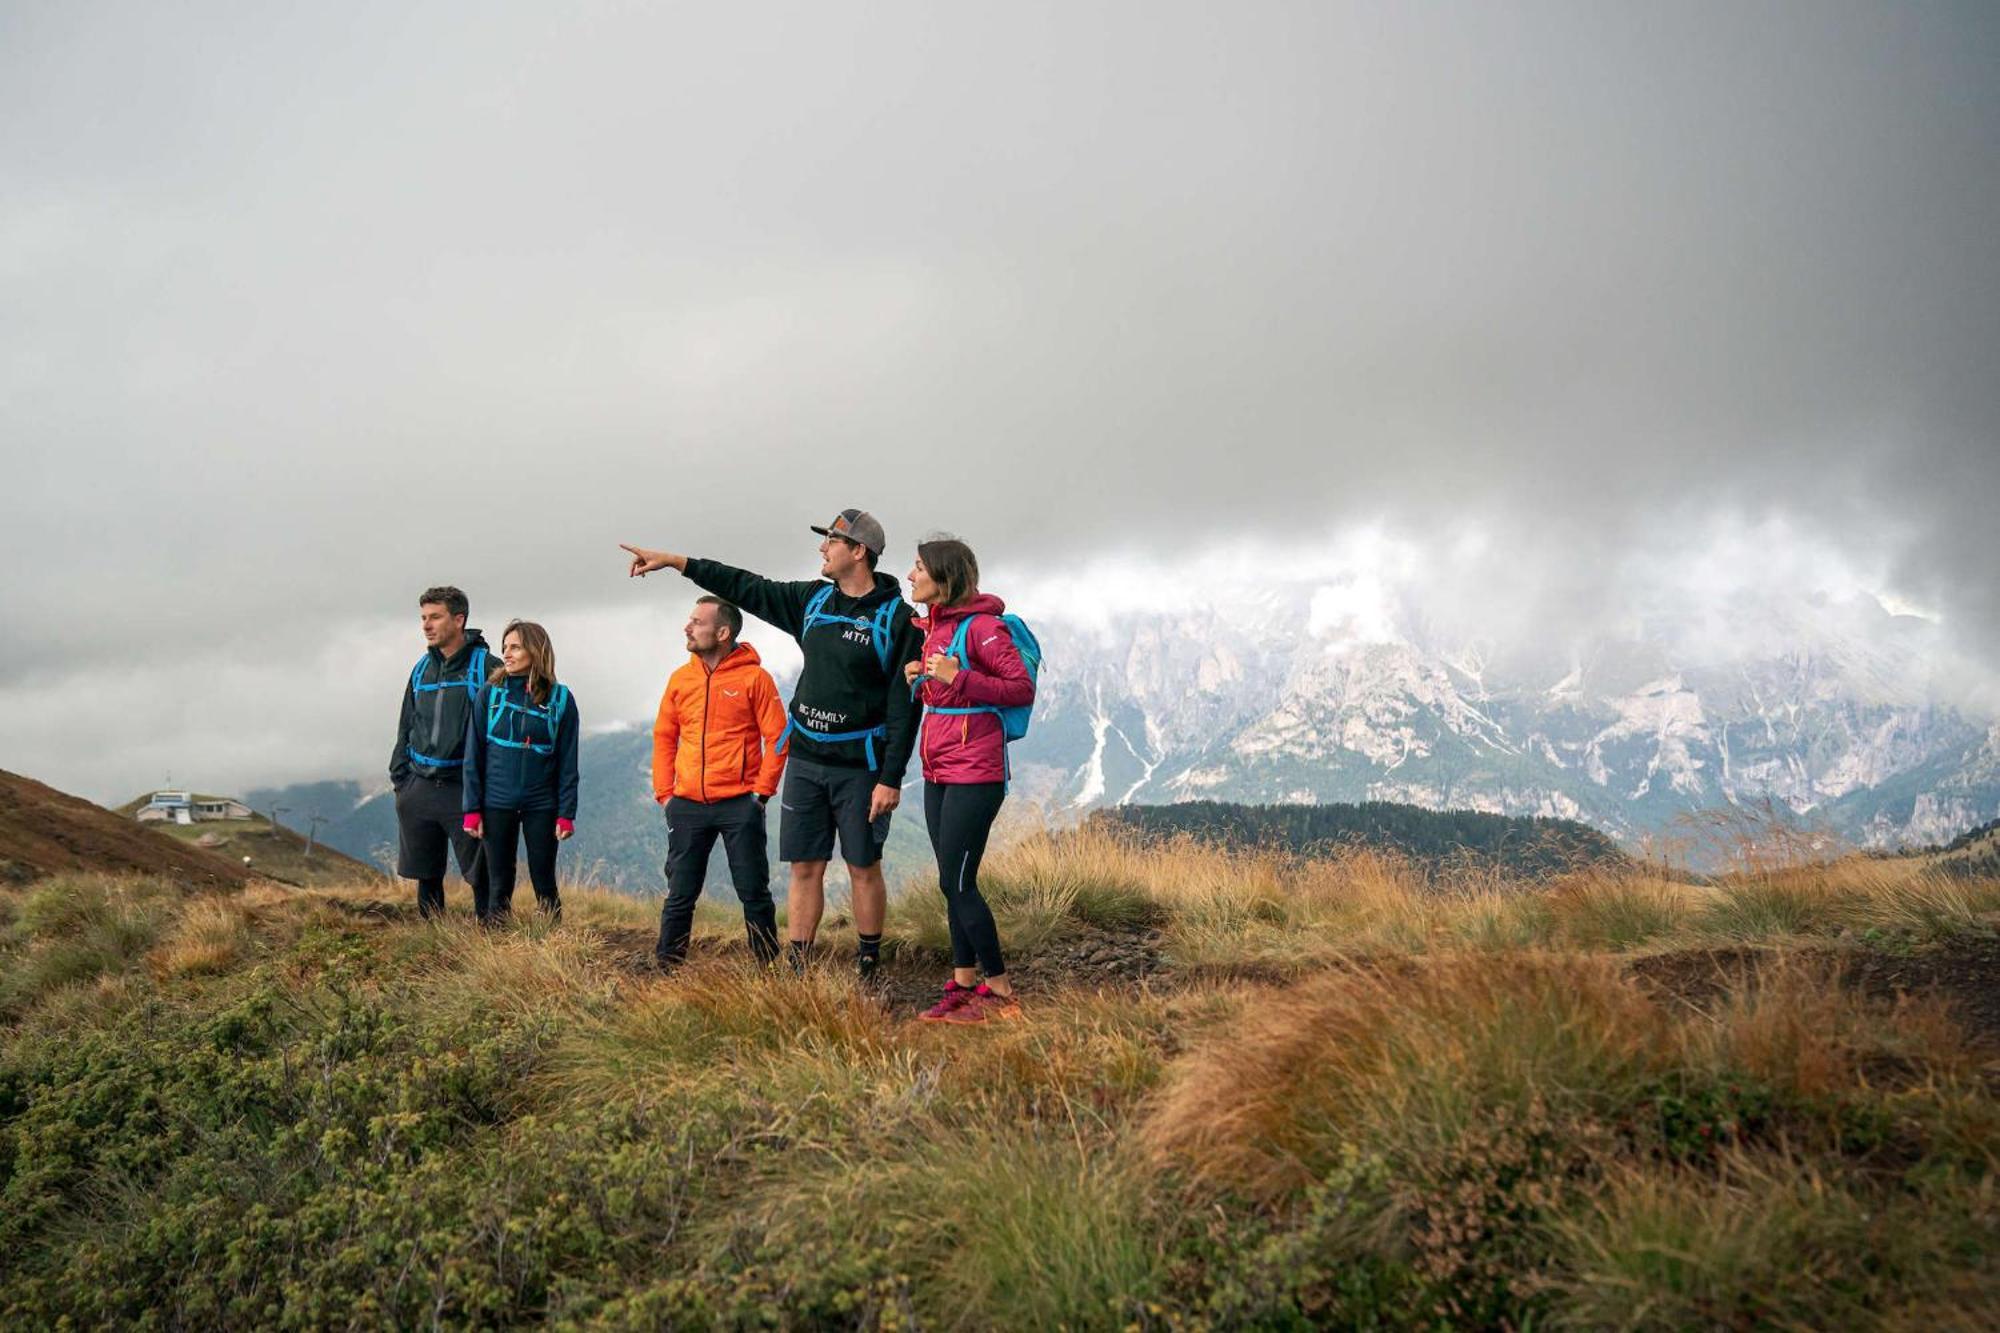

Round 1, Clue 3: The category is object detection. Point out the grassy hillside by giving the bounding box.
[131,811,383,888]
[1935,817,2000,879]
[1093,800,1631,879]
[2,829,1996,1328]
[0,769,249,888]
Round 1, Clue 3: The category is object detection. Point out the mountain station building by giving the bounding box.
[134,791,254,826]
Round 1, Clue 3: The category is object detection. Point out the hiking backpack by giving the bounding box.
[405,645,489,768]
[799,584,904,671]
[928,612,1043,743]
[486,682,570,756]
[771,585,910,770]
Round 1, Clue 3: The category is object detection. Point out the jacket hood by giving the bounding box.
[685,641,765,675]
[914,592,1007,634]
[837,571,906,609]
[431,628,491,664]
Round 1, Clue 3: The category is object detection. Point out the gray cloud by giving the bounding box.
[2,2,1995,795]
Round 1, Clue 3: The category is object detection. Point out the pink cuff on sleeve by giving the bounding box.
[556,817,575,836]
[462,813,482,833]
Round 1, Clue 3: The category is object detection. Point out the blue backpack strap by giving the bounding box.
[775,716,884,770]
[946,613,977,666]
[870,598,902,671]
[802,584,835,633]
[549,684,569,743]
[414,648,487,695]
[406,747,464,767]
[485,681,566,755]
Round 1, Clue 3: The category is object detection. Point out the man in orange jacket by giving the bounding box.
[653,596,789,969]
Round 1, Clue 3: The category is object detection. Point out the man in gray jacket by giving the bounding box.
[390,585,494,919]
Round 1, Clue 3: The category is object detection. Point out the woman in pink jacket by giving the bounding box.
[902,535,1036,1024]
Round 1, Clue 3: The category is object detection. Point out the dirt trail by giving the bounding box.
[589,917,1168,1015]
[1631,939,2000,1047]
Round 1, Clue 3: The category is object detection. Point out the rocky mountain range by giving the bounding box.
[1011,584,1998,853]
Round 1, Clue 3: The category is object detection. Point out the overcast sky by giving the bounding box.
[3,1,1996,801]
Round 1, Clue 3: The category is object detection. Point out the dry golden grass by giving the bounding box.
[428,921,622,1019]
[1848,864,2000,935]
[1691,952,1986,1100]
[554,885,662,932]
[544,959,902,1112]
[1142,953,1670,1199]
[962,823,2000,971]
[971,826,1714,968]
[147,894,251,977]
[1538,871,1700,950]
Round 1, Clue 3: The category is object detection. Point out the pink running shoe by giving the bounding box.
[919,981,976,1022]
[942,983,1022,1025]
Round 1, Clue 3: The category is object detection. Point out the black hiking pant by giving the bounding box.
[924,781,1008,977]
[657,794,779,967]
[483,807,561,921]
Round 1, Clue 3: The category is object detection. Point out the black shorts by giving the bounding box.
[778,757,891,867]
[394,774,481,881]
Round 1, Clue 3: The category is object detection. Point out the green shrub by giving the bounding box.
[0,876,172,1017]
[934,1137,1165,1329]
[1702,880,1843,939]
[1548,1158,1981,1331]
[1546,877,1687,950]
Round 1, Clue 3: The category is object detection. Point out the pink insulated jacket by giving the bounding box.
[913,593,1035,786]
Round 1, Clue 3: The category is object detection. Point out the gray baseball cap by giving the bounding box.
[810,508,886,555]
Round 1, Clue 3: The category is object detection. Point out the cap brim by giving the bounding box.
[811,523,880,553]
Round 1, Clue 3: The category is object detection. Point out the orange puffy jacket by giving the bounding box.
[651,643,789,804]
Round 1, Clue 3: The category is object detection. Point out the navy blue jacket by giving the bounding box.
[462,675,580,819]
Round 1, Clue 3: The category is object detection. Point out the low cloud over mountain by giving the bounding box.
[3,3,1994,813]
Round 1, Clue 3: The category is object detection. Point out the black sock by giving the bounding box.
[786,939,810,975]
[857,931,882,961]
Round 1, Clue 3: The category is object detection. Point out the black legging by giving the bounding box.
[924,781,1007,976]
[484,807,562,919]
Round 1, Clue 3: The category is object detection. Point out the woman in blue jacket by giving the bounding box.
[463,619,580,921]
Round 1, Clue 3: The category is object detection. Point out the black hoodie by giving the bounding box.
[683,559,924,784]
[390,629,495,786]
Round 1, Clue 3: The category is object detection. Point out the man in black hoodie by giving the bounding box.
[389,585,494,919]
[622,510,923,979]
